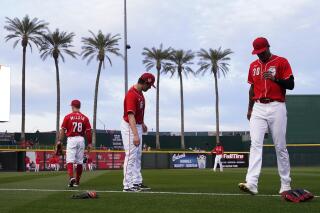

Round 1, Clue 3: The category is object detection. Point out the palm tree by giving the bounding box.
[142,44,171,149]
[163,49,195,149]
[39,29,77,142]
[81,30,121,146]
[197,47,233,144]
[4,15,48,142]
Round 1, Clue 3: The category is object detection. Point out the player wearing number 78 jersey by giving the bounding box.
[57,100,92,187]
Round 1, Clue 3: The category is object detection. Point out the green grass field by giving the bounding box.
[0,168,319,213]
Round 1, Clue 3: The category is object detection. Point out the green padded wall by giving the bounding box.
[142,135,246,151]
[286,95,320,144]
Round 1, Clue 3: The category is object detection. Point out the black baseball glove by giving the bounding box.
[71,191,98,199]
[55,141,63,156]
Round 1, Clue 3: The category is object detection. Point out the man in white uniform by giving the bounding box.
[239,37,295,195]
[121,73,155,192]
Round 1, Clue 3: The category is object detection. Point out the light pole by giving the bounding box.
[124,0,131,94]
[98,119,106,131]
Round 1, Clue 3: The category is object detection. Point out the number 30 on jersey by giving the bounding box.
[253,67,260,76]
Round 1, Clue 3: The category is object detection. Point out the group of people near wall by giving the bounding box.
[24,154,94,172]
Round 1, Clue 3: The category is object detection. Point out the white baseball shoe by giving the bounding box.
[238,183,258,195]
[68,177,76,188]
[279,185,291,194]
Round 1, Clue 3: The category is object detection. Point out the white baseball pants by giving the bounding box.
[246,102,291,189]
[121,120,143,189]
[214,155,223,171]
[35,164,40,172]
[66,136,85,165]
[88,163,93,171]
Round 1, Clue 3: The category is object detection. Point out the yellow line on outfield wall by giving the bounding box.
[263,144,320,147]
[0,148,248,154]
[0,144,319,153]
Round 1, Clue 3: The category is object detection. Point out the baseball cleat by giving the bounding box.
[123,187,142,192]
[135,183,151,191]
[279,185,291,194]
[68,177,76,187]
[238,183,258,195]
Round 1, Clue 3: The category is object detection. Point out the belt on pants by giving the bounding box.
[255,98,283,104]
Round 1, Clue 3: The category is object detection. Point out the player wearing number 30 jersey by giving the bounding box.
[59,99,92,187]
[239,37,294,195]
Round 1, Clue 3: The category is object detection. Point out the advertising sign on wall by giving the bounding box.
[171,153,207,169]
[221,153,248,168]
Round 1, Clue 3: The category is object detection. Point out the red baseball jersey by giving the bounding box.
[24,157,30,164]
[36,157,40,164]
[123,86,145,124]
[212,145,224,155]
[54,156,60,164]
[247,55,293,102]
[87,158,92,163]
[48,157,53,164]
[61,112,92,141]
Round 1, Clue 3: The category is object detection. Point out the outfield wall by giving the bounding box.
[1,146,320,171]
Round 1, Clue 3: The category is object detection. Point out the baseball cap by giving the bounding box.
[71,99,81,108]
[252,37,270,55]
[140,72,156,88]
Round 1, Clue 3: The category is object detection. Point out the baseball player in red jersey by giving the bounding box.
[49,157,56,170]
[239,37,295,195]
[121,73,155,192]
[24,156,30,172]
[211,142,224,172]
[54,156,60,171]
[35,155,40,172]
[87,156,93,171]
[56,100,92,187]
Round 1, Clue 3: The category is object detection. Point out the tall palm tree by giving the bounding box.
[142,44,171,149]
[4,15,48,142]
[39,29,77,142]
[81,30,121,146]
[163,49,195,149]
[197,47,233,144]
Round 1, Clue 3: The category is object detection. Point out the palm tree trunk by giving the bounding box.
[92,60,103,147]
[179,71,185,149]
[21,46,26,142]
[54,58,60,142]
[214,72,220,143]
[155,68,160,149]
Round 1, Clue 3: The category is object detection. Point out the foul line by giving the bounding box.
[0,188,317,198]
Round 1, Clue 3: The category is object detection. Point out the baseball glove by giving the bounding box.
[71,191,98,199]
[55,141,63,156]
[293,189,314,202]
[281,189,314,203]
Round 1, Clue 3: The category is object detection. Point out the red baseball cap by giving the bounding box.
[140,72,156,88]
[71,99,81,108]
[252,37,270,55]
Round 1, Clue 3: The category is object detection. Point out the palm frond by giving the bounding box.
[141,44,172,73]
[164,49,195,79]
[196,47,233,78]
[4,15,48,51]
[39,28,76,62]
[81,30,121,66]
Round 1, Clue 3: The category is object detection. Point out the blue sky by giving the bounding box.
[0,0,319,133]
